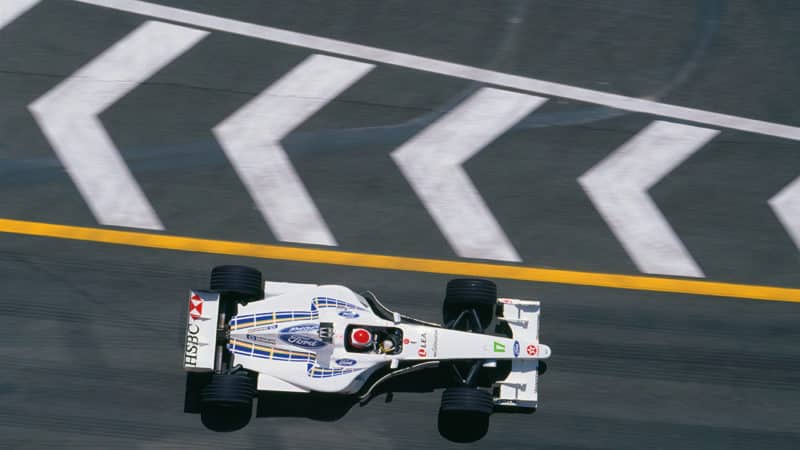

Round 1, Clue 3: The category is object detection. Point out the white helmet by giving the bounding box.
[381,339,396,353]
[350,328,372,349]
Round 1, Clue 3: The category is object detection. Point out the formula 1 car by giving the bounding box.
[183,266,551,442]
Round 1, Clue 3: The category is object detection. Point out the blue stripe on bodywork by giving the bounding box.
[312,296,366,311]
[306,363,363,378]
[228,340,364,378]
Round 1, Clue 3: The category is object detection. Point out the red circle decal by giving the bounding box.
[526,345,537,356]
[403,338,410,345]
[353,329,371,344]
[418,348,427,357]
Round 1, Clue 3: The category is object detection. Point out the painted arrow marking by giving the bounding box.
[0,0,39,29]
[214,54,373,246]
[29,21,207,229]
[579,121,719,277]
[392,88,546,262]
[769,177,800,250]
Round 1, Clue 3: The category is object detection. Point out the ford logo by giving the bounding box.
[335,358,357,367]
[279,334,326,349]
[338,310,359,319]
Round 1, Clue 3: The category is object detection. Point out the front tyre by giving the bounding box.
[442,278,497,331]
[438,386,493,443]
[200,374,256,432]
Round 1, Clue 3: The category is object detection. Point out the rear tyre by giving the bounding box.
[438,386,493,442]
[200,374,256,432]
[210,265,263,303]
[442,278,497,331]
[184,372,212,414]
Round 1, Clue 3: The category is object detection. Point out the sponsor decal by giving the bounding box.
[279,334,327,349]
[418,331,437,357]
[498,298,513,304]
[526,344,538,356]
[338,310,359,319]
[513,340,520,357]
[493,341,506,353]
[246,334,276,345]
[184,322,200,367]
[280,324,319,334]
[418,348,427,357]
[335,358,357,367]
[403,338,410,345]
[249,324,278,332]
[189,293,203,320]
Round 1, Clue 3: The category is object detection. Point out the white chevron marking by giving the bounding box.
[214,54,374,246]
[76,0,800,141]
[0,0,39,30]
[770,177,800,250]
[29,21,207,229]
[579,121,719,277]
[392,88,546,262]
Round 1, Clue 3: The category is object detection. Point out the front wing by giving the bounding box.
[494,297,551,410]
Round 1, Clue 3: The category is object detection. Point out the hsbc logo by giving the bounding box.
[189,293,203,320]
[183,291,218,369]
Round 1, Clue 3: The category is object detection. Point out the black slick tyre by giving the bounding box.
[442,278,497,331]
[210,265,263,303]
[438,386,493,442]
[200,374,256,432]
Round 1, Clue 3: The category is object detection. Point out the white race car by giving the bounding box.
[183,266,551,442]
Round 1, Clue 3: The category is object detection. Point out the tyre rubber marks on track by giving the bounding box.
[579,122,719,277]
[214,55,373,246]
[392,88,546,262]
[29,21,207,230]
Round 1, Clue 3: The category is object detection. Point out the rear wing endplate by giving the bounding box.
[183,290,220,372]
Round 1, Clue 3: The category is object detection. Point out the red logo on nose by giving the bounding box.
[189,293,203,320]
[526,345,537,356]
[418,348,427,357]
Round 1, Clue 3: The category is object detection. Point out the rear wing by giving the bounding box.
[494,297,551,410]
[183,290,221,372]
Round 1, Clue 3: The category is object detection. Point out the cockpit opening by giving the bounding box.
[344,325,403,355]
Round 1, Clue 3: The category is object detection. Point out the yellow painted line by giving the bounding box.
[1,218,798,303]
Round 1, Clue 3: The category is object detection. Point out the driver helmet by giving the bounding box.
[380,339,396,353]
[350,328,372,349]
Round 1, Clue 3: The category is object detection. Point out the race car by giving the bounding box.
[183,265,551,442]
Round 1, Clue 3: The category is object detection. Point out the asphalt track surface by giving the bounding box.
[1,1,800,449]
